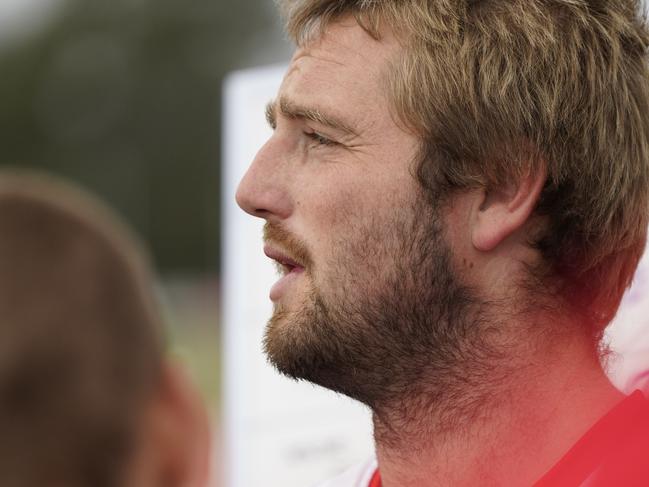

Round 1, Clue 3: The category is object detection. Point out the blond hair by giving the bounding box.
[279,0,649,327]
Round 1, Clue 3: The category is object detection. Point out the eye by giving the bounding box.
[304,131,337,147]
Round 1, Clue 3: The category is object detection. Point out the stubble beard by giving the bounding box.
[263,196,497,431]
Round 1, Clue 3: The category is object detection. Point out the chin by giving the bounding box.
[264,288,321,372]
[262,288,369,402]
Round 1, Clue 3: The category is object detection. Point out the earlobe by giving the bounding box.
[472,165,547,252]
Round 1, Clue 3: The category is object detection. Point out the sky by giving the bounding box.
[0,0,62,44]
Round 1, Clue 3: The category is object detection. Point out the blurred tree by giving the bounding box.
[0,0,290,273]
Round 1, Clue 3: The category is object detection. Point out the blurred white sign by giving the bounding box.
[222,62,649,487]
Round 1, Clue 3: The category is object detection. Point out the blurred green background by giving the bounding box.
[0,0,290,412]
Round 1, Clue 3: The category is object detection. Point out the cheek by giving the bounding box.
[294,172,360,230]
[297,187,358,267]
[306,189,410,278]
[300,170,408,220]
[293,167,417,266]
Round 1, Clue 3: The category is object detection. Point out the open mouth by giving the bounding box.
[263,245,306,301]
[279,262,298,275]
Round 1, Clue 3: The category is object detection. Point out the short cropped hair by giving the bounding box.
[279,0,649,327]
[0,172,163,487]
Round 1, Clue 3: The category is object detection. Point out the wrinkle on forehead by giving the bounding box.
[291,48,346,67]
[293,18,395,65]
[285,27,397,98]
[285,49,345,80]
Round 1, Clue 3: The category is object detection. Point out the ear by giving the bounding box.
[128,362,212,487]
[472,165,546,252]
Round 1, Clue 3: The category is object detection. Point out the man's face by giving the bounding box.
[236,19,477,407]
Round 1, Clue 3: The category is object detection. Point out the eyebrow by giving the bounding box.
[265,96,359,137]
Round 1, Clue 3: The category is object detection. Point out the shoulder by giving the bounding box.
[313,458,378,487]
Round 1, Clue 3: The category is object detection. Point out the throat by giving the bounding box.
[371,331,623,487]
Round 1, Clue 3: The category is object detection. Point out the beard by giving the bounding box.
[263,194,491,414]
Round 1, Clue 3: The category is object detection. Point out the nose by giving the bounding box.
[235,139,293,221]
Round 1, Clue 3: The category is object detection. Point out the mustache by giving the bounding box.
[263,223,313,269]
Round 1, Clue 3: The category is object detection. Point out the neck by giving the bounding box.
[372,317,623,487]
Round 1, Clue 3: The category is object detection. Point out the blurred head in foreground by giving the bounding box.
[0,172,209,487]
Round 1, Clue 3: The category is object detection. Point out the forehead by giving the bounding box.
[279,18,401,129]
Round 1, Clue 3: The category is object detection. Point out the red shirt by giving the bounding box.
[369,391,649,487]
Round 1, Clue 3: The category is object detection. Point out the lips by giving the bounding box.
[264,245,304,274]
[264,245,305,301]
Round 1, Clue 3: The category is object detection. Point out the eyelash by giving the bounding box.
[304,131,336,147]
